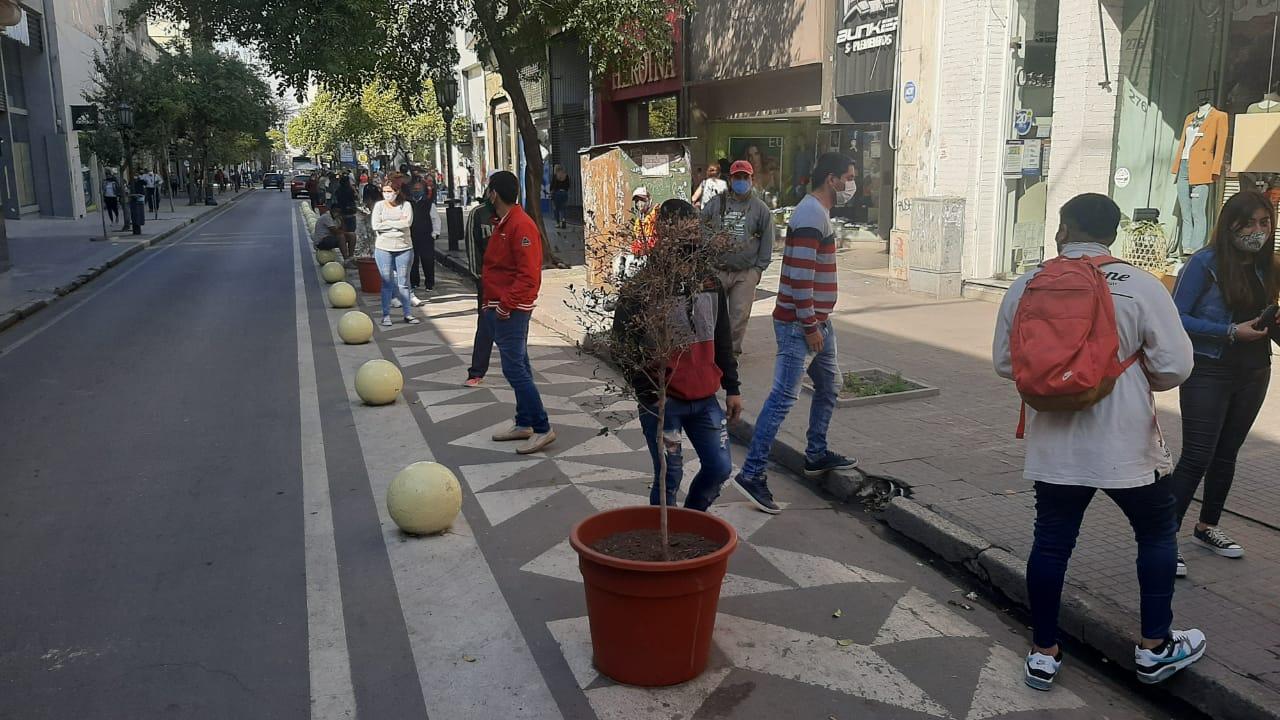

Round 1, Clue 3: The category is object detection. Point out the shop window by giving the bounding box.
[998,0,1058,278]
[625,95,678,140]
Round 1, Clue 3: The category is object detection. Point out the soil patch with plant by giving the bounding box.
[841,370,919,397]
[592,529,725,562]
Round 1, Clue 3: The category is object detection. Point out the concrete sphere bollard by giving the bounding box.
[321,261,345,283]
[316,249,338,265]
[328,281,356,308]
[337,311,373,344]
[354,359,403,405]
[386,461,462,535]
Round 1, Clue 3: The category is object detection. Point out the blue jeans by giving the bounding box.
[483,309,549,433]
[552,190,569,223]
[639,397,733,512]
[375,248,413,319]
[740,319,840,480]
[1176,160,1209,256]
[1027,477,1178,648]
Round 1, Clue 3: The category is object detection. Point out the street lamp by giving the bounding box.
[117,102,140,234]
[434,73,462,252]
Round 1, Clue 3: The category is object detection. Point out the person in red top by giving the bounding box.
[480,171,555,454]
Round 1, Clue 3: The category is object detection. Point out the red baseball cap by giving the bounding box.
[729,160,754,176]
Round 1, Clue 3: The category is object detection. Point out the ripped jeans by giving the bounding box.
[639,396,733,512]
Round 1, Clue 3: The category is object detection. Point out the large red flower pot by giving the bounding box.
[355,257,382,294]
[570,506,738,687]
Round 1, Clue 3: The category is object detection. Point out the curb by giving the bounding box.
[523,297,1280,720]
[0,191,253,335]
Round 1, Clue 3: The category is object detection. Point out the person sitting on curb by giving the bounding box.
[483,171,556,455]
[993,192,1203,692]
[312,205,343,252]
[732,152,860,515]
[612,198,742,511]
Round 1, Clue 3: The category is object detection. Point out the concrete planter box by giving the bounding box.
[803,368,940,408]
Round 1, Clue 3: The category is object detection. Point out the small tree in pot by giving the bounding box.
[567,199,740,687]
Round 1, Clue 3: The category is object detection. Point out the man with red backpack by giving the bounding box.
[993,193,1202,692]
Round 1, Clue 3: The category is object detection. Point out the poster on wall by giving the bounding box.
[729,137,784,198]
[1003,141,1024,178]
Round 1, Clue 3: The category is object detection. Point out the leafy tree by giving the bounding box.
[80,26,154,177]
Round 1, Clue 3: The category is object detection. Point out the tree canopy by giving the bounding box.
[285,81,448,162]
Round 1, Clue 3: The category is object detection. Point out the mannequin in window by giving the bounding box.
[1241,83,1280,193]
[1172,99,1229,256]
[1247,81,1280,114]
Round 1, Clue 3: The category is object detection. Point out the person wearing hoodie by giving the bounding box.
[700,159,776,354]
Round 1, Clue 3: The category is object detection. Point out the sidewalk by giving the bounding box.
[0,190,253,332]
[531,251,1280,720]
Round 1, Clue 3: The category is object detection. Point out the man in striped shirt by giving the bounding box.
[733,153,859,514]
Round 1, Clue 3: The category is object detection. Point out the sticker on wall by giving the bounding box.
[904,81,917,104]
[640,155,670,177]
[1014,109,1035,137]
[1114,167,1131,188]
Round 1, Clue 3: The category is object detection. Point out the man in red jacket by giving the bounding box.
[481,171,555,454]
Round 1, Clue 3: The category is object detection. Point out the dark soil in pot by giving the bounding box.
[591,529,725,562]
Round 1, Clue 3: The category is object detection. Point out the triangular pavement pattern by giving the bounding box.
[426,401,494,424]
[475,485,567,526]
[755,546,901,586]
[489,388,583,412]
[459,459,546,493]
[872,588,988,646]
[542,371,606,385]
[965,645,1085,720]
[556,431,634,458]
[450,420,525,453]
[585,668,731,720]
[520,539,579,583]
[720,573,792,597]
[709,502,787,541]
[391,347,454,365]
[417,388,480,407]
[553,459,652,486]
[546,615,597,689]
[412,366,478,386]
[579,486,647,514]
[715,614,950,717]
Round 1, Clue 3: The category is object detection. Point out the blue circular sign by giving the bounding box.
[904,81,917,104]
[1014,109,1034,136]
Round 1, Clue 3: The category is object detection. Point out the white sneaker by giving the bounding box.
[1024,649,1062,691]
[517,429,557,455]
[492,424,534,442]
[381,315,392,327]
[1135,629,1206,684]
[391,297,402,308]
[410,294,425,307]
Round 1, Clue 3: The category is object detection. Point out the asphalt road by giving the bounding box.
[0,191,1196,719]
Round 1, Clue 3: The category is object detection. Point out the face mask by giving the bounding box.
[411,191,425,201]
[835,179,857,205]
[383,191,397,202]
[730,179,751,195]
[1233,229,1270,253]
[635,200,649,212]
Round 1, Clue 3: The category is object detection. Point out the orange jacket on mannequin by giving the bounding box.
[1170,108,1229,185]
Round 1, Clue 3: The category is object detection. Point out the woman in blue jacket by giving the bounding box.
[1170,191,1277,576]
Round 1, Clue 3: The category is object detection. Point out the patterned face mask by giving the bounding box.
[1233,229,1269,253]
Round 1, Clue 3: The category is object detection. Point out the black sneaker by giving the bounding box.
[1135,629,1206,684]
[732,473,780,514]
[803,451,858,478]
[1175,552,1187,578]
[1193,526,1243,558]
[1024,649,1062,691]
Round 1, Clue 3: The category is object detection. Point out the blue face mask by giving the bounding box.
[411,191,425,201]
[731,179,751,195]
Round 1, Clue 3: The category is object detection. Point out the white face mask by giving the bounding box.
[382,191,396,202]
[834,178,857,205]
[1233,229,1270,253]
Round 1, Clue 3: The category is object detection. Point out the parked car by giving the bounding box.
[290,175,311,198]
[263,172,284,190]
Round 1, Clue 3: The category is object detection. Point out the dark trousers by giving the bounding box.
[468,290,494,379]
[409,227,435,289]
[145,188,158,211]
[104,196,119,223]
[1027,477,1177,648]
[1170,362,1269,528]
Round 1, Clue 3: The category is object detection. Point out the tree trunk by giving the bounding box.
[473,1,566,269]
[654,373,670,561]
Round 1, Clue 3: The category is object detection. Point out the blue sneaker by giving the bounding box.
[803,451,858,478]
[1135,629,1206,684]
[732,473,780,514]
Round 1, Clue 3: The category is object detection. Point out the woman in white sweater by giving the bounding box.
[371,176,420,325]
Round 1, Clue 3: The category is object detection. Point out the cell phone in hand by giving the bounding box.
[1253,304,1279,330]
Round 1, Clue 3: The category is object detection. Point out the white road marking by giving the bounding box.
[475,485,568,526]
[872,587,987,646]
[585,667,732,720]
[755,545,901,586]
[966,644,1085,720]
[293,210,358,720]
[458,459,547,493]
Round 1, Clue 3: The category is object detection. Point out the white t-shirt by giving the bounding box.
[700,177,727,204]
[313,213,340,244]
[993,243,1194,489]
[143,173,159,189]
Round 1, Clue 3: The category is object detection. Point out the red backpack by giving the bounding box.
[1010,255,1139,437]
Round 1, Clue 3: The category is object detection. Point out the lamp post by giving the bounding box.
[117,102,140,234]
[434,73,463,252]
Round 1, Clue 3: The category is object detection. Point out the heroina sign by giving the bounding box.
[833,0,899,96]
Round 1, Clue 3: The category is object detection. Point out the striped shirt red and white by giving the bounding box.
[772,194,837,334]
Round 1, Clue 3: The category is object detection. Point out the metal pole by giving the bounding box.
[98,160,109,242]
[445,112,460,252]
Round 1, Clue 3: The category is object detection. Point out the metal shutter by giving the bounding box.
[548,34,591,212]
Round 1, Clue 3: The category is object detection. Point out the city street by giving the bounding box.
[0,192,1194,719]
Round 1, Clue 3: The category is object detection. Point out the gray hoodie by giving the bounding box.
[701,192,775,272]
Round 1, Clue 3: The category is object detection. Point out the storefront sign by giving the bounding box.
[904,81,917,103]
[339,142,355,163]
[1014,109,1035,137]
[1022,139,1042,177]
[70,105,98,131]
[612,52,677,92]
[833,0,898,97]
[1003,141,1024,178]
[1113,167,1131,188]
